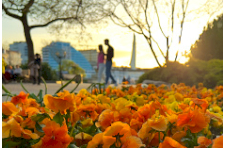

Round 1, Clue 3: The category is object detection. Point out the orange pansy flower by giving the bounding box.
[138,119,155,141]
[212,135,223,148]
[87,133,104,148]
[41,121,73,148]
[171,131,187,144]
[2,101,19,115]
[190,98,208,112]
[177,108,210,133]
[77,104,99,121]
[121,136,145,148]
[70,111,80,126]
[159,137,186,148]
[25,98,40,108]
[25,107,40,117]
[103,121,138,147]
[194,136,212,148]
[2,118,23,138]
[11,91,29,105]
[74,132,93,147]
[148,114,168,131]
[95,109,115,131]
[44,90,75,113]
[21,117,36,129]
[22,129,39,139]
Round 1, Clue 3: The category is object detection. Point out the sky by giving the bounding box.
[1,0,222,69]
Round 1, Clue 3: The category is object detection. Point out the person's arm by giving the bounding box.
[108,47,113,59]
[97,53,100,69]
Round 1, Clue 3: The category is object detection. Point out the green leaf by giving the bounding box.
[31,113,51,122]
[2,114,8,119]
[82,123,100,136]
[20,80,29,93]
[37,90,43,100]
[29,138,41,145]
[70,82,80,93]
[29,93,39,101]
[35,122,44,133]
[53,111,64,126]
[55,75,77,94]
[68,144,79,148]
[2,139,21,148]
[41,76,48,94]
[2,85,12,94]
[79,144,87,148]
[2,93,14,97]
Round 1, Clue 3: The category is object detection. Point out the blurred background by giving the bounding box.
[2,0,223,88]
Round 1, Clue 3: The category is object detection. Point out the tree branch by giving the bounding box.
[175,0,190,61]
[2,3,21,20]
[30,17,83,29]
[152,0,167,38]
[22,0,35,14]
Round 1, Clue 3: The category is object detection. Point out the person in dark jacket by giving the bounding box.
[34,54,42,85]
[104,39,117,86]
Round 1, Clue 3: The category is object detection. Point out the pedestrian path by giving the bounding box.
[2,82,125,102]
[2,83,92,102]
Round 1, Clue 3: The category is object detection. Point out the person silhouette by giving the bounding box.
[34,54,42,85]
[104,39,117,86]
[97,45,105,83]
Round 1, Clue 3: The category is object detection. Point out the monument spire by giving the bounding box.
[130,33,136,70]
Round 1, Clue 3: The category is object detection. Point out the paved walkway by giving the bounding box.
[2,82,92,102]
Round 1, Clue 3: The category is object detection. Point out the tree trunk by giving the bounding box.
[21,15,34,64]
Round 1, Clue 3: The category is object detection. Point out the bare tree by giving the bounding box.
[105,0,222,67]
[2,0,109,63]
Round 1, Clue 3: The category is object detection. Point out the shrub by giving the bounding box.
[138,59,223,88]
[41,62,58,80]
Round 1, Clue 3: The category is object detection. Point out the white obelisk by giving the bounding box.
[130,33,136,70]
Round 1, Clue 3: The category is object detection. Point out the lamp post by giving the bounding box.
[56,51,66,80]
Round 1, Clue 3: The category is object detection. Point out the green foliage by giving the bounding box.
[191,14,223,61]
[53,111,64,126]
[203,59,223,88]
[137,59,223,88]
[20,63,28,69]
[61,60,85,76]
[41,62,57,80]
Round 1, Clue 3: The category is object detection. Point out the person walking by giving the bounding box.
[28,59,40,84]
[104,39,117,86]
[34,54,42,85]
[97,45,105,83]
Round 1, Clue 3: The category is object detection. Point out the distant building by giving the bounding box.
[2,50,22,66]
[109,34,147,84]
[42,42,95,78]
[9,42,28,64]
[130,34,136,70]
[78,49,98,68]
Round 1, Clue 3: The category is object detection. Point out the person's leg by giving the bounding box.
[38,69,41,84]
[97,66,101,83]
[108,61,116,83]
[105,61,110,84]
[33,76,36,84]
[98,63,104,83]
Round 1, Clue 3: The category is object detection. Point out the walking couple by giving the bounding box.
[97,39,117,86]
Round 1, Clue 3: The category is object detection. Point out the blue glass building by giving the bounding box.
[42,42,95,78]
[9,42,28,64]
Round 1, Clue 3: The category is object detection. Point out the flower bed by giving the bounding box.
[2,82,223,148]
